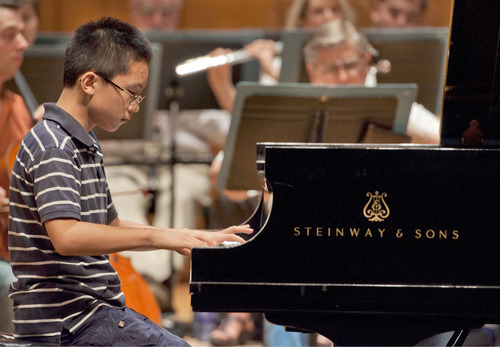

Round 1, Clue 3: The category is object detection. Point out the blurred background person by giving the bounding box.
[285,0,357,29]
[370,0,427,28]
[129,0,183,31]
[14,0,44,121]
[19,0,38,45]
[207,0,358,115]
[0,0,31,333]
[207,2,359,346]
[303,18,440,144]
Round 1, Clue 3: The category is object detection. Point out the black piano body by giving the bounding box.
[191,143,500,345]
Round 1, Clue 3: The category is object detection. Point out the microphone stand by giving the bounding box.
[165,80,181,230]
[163,79,183,314]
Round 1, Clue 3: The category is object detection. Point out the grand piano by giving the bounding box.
[190,0,500,345]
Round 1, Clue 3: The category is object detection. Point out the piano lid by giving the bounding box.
[193,144,500,288]
[441,0,500,146]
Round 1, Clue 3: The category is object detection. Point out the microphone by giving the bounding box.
[367,44,391,74]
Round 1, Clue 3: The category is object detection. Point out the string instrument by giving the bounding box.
[1,72,39,246]
[109,253,162,325]
[1,72,38,177]
[14,71,39,116]
[0,141,18,238]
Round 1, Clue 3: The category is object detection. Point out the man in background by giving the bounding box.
[129,0,183,31]
[19,0,38,45]
[370,0,427,28]
[0,0,31,333]
[303,18,440,144]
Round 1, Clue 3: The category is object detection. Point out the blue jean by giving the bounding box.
[264,320,308,347]
[0,260,15,297]
[61,305,189,346]
[0,261,15,332]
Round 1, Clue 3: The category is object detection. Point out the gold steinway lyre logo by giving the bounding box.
[363,191,390,222]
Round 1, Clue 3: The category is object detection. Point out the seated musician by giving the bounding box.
[370,0,427,28]
[207,2,359,346]
[207,0,357,115]
[207,16,441,346]
[129,0,183,31]
[0,0,31,333]
[303,18,440,144]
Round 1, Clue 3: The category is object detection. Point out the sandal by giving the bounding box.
[210,313,254,346]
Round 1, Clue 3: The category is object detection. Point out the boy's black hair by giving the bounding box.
[63,17,153,86]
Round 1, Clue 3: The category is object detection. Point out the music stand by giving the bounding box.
[217,82,418,191]
[278,27,449,115]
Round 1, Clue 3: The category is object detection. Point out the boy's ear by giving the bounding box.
[79,72,98,96]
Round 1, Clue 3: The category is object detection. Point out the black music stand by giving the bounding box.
[217,82,417,191]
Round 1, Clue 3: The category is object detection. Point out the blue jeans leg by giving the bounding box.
[62,306,189,346]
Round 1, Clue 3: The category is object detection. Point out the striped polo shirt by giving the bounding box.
[8,103,124,344]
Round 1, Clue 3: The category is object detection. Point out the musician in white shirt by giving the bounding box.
[303,18,440,144]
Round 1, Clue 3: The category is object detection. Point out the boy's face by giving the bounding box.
[0,7,29,85]
[89,60,149,132]
[306,43,370,85]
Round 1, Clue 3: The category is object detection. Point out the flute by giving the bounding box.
[176,41,284,77]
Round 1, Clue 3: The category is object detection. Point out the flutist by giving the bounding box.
[206,1,358,346]
[205,0,355,114]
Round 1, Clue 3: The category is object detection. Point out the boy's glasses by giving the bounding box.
[95,72,145,106]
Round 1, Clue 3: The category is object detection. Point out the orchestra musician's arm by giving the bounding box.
[45,217,252,257]
[244,39,280,81]
[0,187,5,208]
[207,48,237,114]
[207,40,280,114]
